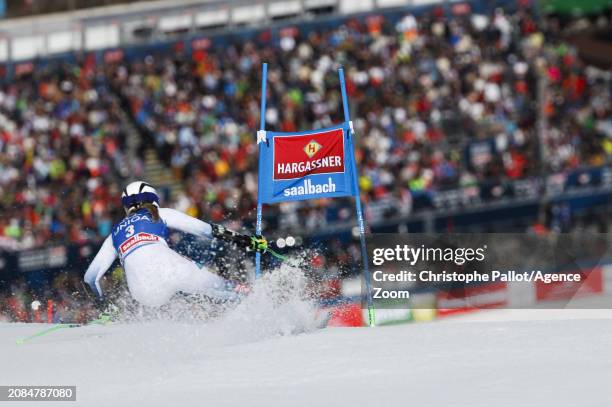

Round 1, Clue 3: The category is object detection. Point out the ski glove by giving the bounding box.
[249,235,268,253]
[212,224,268,253]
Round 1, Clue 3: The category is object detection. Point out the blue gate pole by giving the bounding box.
[255,63,268,279]
[338,68,376,327]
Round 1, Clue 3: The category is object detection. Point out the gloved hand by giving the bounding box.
[249,235,268,253]
[212,224,267,254]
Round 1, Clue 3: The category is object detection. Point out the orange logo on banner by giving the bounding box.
[303,140,322,158]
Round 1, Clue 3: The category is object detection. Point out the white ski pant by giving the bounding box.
[123,243,237,307]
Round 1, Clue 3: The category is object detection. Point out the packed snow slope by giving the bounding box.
[2,306,612,407]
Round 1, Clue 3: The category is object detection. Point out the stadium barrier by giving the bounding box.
[326,262,612,325]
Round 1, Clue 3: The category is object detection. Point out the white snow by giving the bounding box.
[2,294,612,406]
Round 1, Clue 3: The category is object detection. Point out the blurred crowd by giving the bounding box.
[541,41,611,171]
[0,273,96,323]
[0,63,135,251]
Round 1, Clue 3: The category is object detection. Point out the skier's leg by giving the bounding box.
[123,251,176,307]
[124,244,239,306]
[163,248,240,301]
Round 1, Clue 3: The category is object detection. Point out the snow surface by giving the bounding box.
[2,277,612,407]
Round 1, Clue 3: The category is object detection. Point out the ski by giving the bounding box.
[16,314,112,345]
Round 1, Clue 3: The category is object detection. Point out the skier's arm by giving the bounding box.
[159,207,267,252]
[83,235,116,298]
[159,207,214,238]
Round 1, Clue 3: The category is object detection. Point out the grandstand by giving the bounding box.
[0,0,610,322]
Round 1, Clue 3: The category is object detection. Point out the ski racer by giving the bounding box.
[84,181,267,307]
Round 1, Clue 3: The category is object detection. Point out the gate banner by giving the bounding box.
[258,123,357,204]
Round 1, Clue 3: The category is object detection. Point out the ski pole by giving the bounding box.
[264,247,322,275]
[266,247,289,261]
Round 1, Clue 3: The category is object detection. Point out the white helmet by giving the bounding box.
[121,181,160,212]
